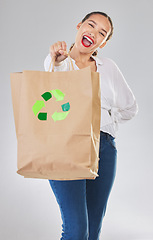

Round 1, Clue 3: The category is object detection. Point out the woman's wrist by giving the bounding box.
[54,61,64,66]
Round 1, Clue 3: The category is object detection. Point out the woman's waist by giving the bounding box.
[101,108,113,125]
[100,131,115,139]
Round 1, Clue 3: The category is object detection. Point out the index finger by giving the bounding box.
[61,41,67,52]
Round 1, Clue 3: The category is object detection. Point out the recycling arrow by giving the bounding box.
[32,89,70,122]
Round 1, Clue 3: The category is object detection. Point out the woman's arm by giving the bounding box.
[112,61,138,123]
[44,54,67,72]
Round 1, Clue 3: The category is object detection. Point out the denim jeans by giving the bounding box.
[49,131,117,240]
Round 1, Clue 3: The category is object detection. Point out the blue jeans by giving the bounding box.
[49,131,117,240]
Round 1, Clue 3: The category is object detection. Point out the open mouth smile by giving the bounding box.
[81,35,94,48]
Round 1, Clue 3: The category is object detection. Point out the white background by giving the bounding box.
[0,0,153,239]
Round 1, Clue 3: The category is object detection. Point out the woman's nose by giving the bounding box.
[88,32,95,39]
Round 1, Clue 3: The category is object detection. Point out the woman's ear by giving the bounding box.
[76,22,82,30]
[99,41,107,49]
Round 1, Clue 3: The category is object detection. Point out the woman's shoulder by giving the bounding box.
[94,55,119,69]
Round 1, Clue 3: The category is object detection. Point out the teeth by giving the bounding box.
[83,36,93,44]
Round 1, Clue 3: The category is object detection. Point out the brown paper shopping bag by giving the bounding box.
[10,56,101,180]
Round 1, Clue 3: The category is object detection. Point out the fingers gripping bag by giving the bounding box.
[10,55,101,180]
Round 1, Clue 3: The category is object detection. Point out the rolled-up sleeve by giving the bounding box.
[112,62,138,123]
[44,54,67,72]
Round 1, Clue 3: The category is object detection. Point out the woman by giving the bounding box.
[44,11,138,240]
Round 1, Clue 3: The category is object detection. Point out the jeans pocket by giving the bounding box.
[107,134,117,150]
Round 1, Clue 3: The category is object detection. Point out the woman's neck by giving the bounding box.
[69,44,94,64]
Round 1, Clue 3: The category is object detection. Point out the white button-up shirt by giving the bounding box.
[44,54,138,137]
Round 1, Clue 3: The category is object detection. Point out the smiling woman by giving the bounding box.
[44,10,138,240]
[74,11,113,56]
[69,12,113,59]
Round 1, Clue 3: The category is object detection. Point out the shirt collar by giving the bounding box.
[70,55,103,65]
[91,55,103,65]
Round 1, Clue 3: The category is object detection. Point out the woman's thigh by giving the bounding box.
[49,179,88,240]
[86,132,117,239]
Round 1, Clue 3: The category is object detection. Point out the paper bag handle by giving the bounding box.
[48,52,74,72]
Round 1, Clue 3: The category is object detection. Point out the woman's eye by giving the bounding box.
[88,23,105,37]
[100,32,105,37]
[88,23,94,28]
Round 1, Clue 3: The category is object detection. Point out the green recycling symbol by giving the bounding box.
[32,89,70,122]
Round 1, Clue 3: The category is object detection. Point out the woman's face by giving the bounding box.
[75,14,111,54]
